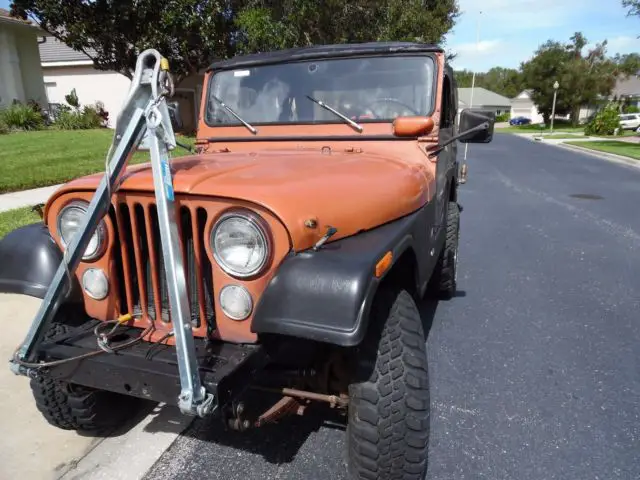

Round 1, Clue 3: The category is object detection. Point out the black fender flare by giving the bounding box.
[251,203,438,346]
[0,223,81,302]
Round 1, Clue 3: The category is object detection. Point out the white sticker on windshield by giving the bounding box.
[234,70,250,77]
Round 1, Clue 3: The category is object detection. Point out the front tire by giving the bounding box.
[428,201,460,299]
[30,321,142,432]
[347,288,430,480]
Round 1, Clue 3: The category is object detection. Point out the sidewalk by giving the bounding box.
[0,184,62,213]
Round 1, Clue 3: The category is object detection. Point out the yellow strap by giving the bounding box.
[160,58,170,71]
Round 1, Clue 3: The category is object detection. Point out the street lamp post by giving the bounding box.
[550,81,559,134]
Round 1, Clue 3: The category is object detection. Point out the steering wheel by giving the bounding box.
[365,98,420,118]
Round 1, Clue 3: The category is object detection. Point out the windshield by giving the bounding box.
[205,55,436,127]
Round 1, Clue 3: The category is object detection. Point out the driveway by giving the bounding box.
[146,135,640,479]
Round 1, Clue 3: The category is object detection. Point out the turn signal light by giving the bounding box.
[375,251,393,278]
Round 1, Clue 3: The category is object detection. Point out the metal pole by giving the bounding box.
[463,10,482,163]
[550,89,557,134]
[145,106,213,417]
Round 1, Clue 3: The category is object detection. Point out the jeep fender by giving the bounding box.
[252,203,441,346]
[0,223,81,302]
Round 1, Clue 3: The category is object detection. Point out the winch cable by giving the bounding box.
[12,315,154,370]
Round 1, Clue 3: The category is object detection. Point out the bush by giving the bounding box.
[584,104,623,136]
[623,104,639,114]
[0,118,8,135]
[496,113,510,122]
[54,104,104,130]
[0,102,45,131]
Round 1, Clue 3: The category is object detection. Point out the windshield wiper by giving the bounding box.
[210,94,257,134]
[306,95,363,133]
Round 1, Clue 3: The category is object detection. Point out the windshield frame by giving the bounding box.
[203,53,438,129]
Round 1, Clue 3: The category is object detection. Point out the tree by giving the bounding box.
[11,0,460,84]
[235,0,460,54]
[454,67,524,98]
[10,1,236,83]
[521,33,617,125]
[623,0,640,17]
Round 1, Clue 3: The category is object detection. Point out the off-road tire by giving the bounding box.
[429,201,460,300]
[30,322,140,432]
[347,288,430,480]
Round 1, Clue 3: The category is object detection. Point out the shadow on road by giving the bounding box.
[139,296,442,465]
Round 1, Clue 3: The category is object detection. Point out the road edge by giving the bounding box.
[557,143,640,170]
[58,404,194,480]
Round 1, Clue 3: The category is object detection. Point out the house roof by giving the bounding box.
[613,74,640,97]
[39,35,93,64]
[208,42,443,71]
[0,7,38,28]
[458,87,511,108]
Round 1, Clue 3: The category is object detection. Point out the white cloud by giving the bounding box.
[606,35,640,53]
[452,39,503,55]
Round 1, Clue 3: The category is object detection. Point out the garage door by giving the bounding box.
[512,109,530,117]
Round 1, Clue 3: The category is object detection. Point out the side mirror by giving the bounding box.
[458,109,495,143]
[167,101,183,131]
[393,116,435,137]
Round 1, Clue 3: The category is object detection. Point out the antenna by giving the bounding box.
[463,10,482,164]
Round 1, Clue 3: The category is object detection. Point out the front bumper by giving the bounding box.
[39,322,266,410]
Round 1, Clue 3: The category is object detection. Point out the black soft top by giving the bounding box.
[208,42,443,72]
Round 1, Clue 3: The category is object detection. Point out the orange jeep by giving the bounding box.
[0,42,494,479]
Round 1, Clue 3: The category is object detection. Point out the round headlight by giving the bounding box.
[57,201,107,261]
[219,285,253,320]
[211,212,270,278]
[82,268,109,300]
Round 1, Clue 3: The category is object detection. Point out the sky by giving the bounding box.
[2,0,638,74]
[448,0,640,72]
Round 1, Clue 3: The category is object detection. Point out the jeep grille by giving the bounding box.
[111,199,215,333]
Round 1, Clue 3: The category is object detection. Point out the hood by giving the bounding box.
[52,149,431,251]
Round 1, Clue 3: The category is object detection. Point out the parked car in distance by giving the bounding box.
[618,113,640,130]
[510,116,531,126]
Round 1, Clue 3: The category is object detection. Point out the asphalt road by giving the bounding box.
[146,135,640,480]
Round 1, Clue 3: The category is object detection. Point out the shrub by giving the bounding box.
[0,118,8,134]
[65,88,80,109]
[54,104,103,130]
[496,112,510,122]
[0,102,45,131]
[623,104,639,114]
[584,104,623,136]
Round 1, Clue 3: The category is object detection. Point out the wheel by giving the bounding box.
[428,201,460,300]
[29,321,142,432]
[347,287,430,480]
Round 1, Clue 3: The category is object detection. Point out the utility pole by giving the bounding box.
[550,81,559,134]
[463,10,482,166]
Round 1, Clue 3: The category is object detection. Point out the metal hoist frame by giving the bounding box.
[9,49,215,417]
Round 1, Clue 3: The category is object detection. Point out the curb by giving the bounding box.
[558,143,640,170]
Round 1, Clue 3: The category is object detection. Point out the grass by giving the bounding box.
[496,120,586,134]
[0,129,193,194]
[537,133,586,140]
[565,140,640,161]
[0,206,41,240]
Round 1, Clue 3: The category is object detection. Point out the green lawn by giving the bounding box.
[565,140,640,161]
[538,133,587,140]
[496,125,585,134]
[0,129,193,194]
[0,207,41,239]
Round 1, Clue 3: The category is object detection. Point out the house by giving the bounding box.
[612,72,640,108]
[512,89,602,125]
[457,87,511,116]
[38,35,203,131]
[510,90,544,124]
[0,8,47,109]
